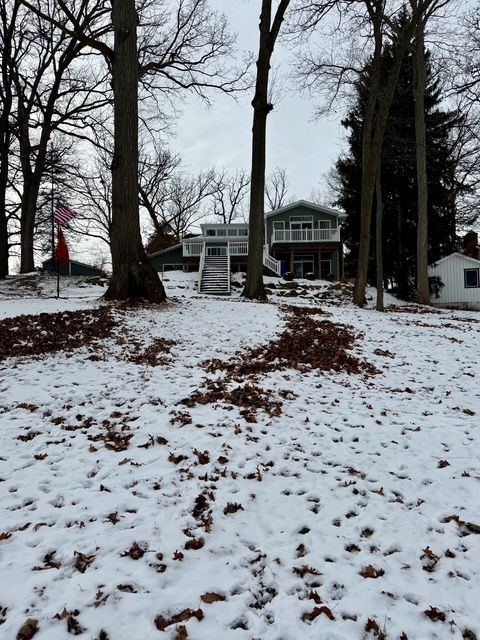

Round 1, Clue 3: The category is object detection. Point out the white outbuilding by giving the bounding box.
[428,252,480,309]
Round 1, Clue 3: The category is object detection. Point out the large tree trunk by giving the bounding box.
[412,21,430,304]
[20,176,38,273]
[242,0,289,301]
[105,0,166,302]
[0,129,9,278]
[375,173,384,311]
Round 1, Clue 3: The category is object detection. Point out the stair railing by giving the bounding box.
[263,246,281,276]
[198,245,205,292]
[227,242,231,294]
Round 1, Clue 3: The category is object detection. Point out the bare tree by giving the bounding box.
[0,0,21,277]
[210,169,250,223]
[243,0,291,302]
[265,166,289,210]
[22,0,249,301]
[163,171,216,240]
[13,2,109,273]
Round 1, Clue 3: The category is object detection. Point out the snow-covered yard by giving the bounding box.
[1,272,479,640]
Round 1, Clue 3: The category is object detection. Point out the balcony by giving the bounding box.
[271,228,341,244]
[183,241,249,257]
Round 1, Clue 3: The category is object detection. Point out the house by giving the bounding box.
[42,258,105,277]
[428,251,480,309]
[149,200,345,294]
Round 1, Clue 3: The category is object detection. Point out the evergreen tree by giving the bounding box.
[336,45,460,300]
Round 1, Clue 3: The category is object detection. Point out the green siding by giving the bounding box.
[149,246,184,271]
[266,204,338,249]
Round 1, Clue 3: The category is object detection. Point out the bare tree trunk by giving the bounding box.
[0,0,20,277]
[0,120,9,278]
[413,21,430,304]
[242,0,289,301]
[105,0,166,302]
[354,5,419,307]
[375,173,384,311]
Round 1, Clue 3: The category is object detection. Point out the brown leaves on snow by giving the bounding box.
[359,565,385,579]
[154,608,204,631]
[74,551,95,573]
[0,307,117,362]
[16,618,38,640]
[443,514,480,536]
[183,305,377,419]
[200,593,226,604]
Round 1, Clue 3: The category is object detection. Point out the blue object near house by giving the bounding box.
[42,258,105,277]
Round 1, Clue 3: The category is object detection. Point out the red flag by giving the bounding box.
[56,227,70,267]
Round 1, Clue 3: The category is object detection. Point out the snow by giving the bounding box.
[1,271,480,640]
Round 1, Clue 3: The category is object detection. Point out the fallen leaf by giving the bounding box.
[16,618,38,640]
[201,593,225,604]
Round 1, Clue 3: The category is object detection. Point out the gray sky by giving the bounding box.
[174,0,346,204]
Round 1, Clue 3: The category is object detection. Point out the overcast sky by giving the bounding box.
[173,0,346,205]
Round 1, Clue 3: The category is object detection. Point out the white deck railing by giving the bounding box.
[184,242,204,256]
[229,242,248,255]
[272,228,340,243]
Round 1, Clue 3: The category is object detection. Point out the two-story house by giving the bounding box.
[149,200,345,294]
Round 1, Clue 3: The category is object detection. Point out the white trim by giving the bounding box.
[265,200,346,219]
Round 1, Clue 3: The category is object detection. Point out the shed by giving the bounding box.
[428,253,480,309]
[42,258,105,277]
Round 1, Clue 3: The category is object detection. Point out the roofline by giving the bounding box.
[429,252,480,267]
[42,258,103,271]
[265,200,346,219]
[200,222,249,228]
[148,243,183,258]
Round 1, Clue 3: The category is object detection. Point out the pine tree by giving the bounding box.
[336,45,460,300]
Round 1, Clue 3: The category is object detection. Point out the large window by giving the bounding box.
[464,268,480,288]
[290,215,313,230]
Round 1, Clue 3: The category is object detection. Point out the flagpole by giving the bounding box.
[56,224,60,299]
[51,144,55,267]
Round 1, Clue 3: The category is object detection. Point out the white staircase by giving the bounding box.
[199,255,230,295]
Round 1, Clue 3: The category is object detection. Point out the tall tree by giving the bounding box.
[335,44,460,300]
[22,0,247,300]
[0,0,22,277]
[242,0,290,301]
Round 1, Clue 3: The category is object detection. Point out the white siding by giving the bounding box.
[428,253,480,308]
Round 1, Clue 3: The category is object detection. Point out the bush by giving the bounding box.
[283,271,294,281]
[429,275,444,299]
[305,272,315,280]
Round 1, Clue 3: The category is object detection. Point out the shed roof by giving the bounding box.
[429,252,480,268]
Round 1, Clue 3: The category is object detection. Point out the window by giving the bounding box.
[290,215,313,230]
[206,229,215,236]
[273,221,285,230]
[464,268,480,288]
[228,229,238,237]
[238,228,248,236]
[217,228,227,236]
[319,220,331,229]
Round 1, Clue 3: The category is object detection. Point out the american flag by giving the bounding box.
[54,201,76,225]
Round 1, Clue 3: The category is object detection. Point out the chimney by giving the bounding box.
[463,231,480,260]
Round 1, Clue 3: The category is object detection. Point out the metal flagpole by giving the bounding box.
[56,224,60,299]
